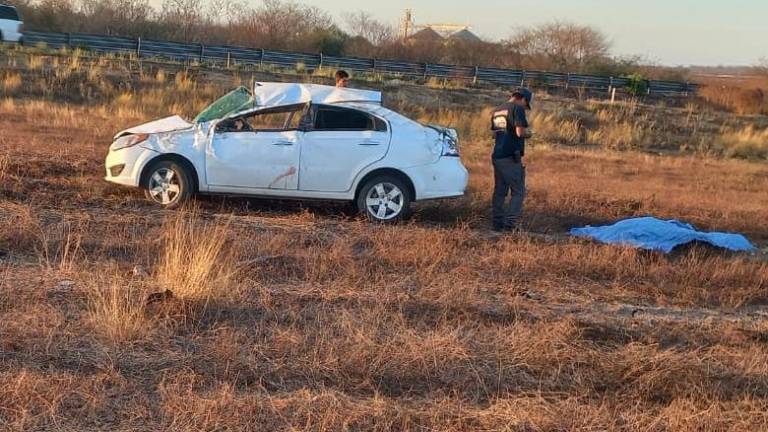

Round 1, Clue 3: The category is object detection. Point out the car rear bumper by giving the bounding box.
[403,156,469,201]
[104,145,158,187]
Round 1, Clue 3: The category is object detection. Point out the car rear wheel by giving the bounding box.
[357,176,411,223]
[142,160,192,209]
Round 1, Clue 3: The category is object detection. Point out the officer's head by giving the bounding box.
[510,88,533,110]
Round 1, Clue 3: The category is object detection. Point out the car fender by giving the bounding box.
[348,162,416,200]
[138,126,210,191]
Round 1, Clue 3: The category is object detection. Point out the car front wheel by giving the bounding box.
[357,176,411,223]
[142,160,192,209]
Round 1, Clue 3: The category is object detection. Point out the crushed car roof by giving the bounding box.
[253,82,382,107]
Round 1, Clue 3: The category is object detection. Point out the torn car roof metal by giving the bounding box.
[253,82,382,107]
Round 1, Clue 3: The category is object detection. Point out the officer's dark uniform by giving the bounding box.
[490,93,529,230]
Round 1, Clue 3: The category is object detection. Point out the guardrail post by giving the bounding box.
[259,48,264,68]
[608,76,613,93]
[520,70,526,87]
[318,52,323,70]
[226,50,231,68]
[565,73,570,91]
[136,37,141,57]
[423,63,428,80]
[473,66,478,85]
[199,43,205,63]
[65,33,72,49]
[372,58,377,74]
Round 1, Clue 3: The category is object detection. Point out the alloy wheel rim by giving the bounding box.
[365,182,403,220]
[148,168,181,205]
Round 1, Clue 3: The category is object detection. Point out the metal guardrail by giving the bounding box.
[20,31,698,96]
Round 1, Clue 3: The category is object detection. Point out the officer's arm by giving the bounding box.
[513,107,532,138]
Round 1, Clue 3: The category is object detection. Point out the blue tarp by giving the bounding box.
[569,217,756,253]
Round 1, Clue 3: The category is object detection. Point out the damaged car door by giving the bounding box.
[300,105,390,193]
[206,104,305,191]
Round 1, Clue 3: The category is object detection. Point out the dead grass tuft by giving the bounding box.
[86,279,150,342]
[718,126,768,160]
[1,72,22,93]
[0,152,9,181]
[156,210,234,301]
[34,220,84,273]
[530,110,581,144]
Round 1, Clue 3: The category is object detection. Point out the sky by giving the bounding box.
[155,0,768,66]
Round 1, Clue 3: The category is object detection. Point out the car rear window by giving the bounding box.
[0,6,20,21]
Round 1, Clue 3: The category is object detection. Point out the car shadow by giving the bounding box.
[194,194,486,229]
[190,194,616,239]
[193,194,358,219]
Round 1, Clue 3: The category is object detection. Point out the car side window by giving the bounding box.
[218,105,304,133]
[313,106,387,132]
[0,6,19,21]
[246,110,297,131]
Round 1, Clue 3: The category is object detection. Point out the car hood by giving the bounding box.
[113,115,194,140]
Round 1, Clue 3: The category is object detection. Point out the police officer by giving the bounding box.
[490,88,533,232]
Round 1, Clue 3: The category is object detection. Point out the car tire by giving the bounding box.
[142,160,192,209]
[357,176,411,223]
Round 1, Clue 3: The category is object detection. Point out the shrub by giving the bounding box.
[624,73,648,97]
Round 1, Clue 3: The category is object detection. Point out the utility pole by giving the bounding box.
[402,9,413,40]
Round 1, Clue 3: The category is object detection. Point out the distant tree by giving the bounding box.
[301,25,349,56]
[22,0,79,32]
[343,11,395,47]
[159,0,206,41]
[587,55,643,77]
[444,38,499,66]
[507,22,611,72]
[79,0,154,35]
[228,0,337,50]
[207,0,244,26]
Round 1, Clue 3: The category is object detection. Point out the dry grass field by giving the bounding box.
[2,49,768,431]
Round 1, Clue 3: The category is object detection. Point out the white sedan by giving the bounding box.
[105,82,468,222]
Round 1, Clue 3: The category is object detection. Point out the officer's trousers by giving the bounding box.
[491,156,526,230]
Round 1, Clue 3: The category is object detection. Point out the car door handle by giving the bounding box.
[273,141,295,146]
[359,140,381,146]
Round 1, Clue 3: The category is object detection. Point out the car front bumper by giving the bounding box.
[104,145,158,187]
[403,156,469,201]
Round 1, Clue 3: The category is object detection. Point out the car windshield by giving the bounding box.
[193,86,254,123]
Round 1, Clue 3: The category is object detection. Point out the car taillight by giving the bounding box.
[441,129,460,157]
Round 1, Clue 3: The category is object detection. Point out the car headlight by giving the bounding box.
[110,134,149,151]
